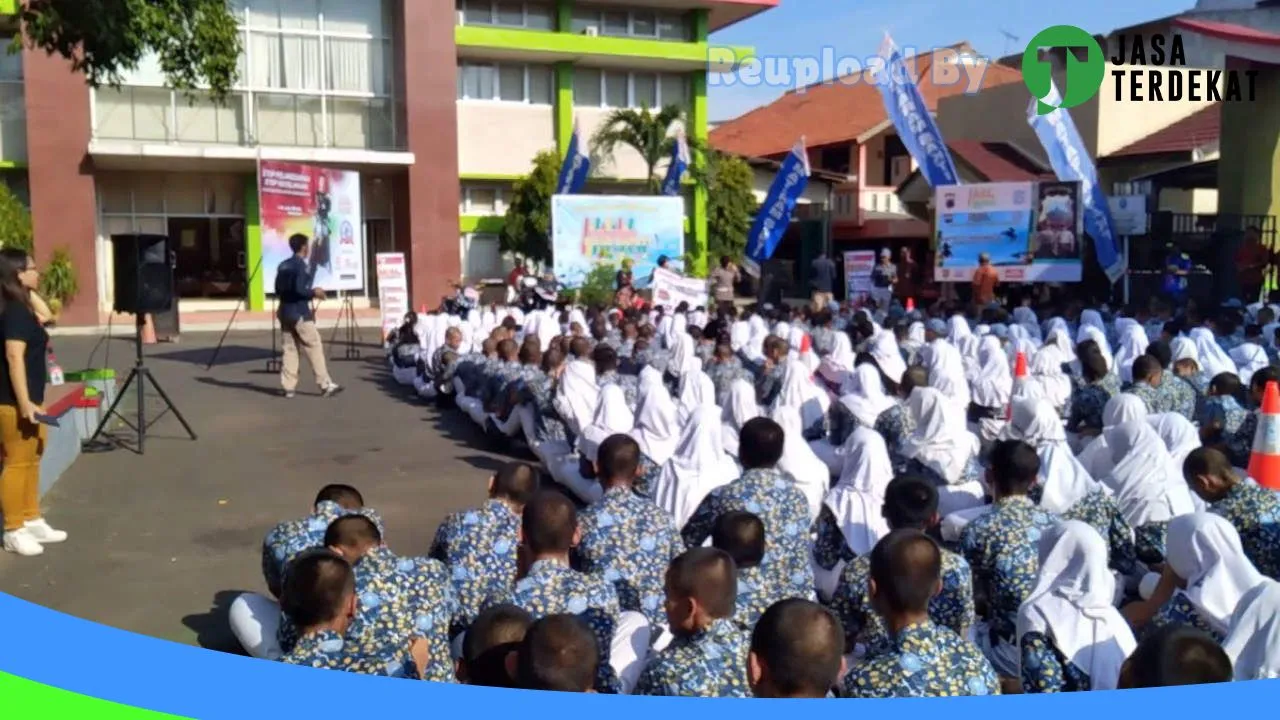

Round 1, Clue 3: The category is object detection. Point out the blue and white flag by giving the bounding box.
[874,35,959,188]
[556,119,591,195]
[661,131,690,197]
[1027,81,1124,283]
[742,138,810,277]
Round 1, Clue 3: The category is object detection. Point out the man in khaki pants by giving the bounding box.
[275,233,342,399]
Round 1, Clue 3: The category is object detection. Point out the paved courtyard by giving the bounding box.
[0,329,509,653]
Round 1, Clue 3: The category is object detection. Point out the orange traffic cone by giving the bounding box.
[906,297,915,313]
[1008,351,1029,420]
[1248,381,1280,490]
[140,313,157,345]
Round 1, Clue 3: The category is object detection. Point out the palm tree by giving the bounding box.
[590,104,698,194]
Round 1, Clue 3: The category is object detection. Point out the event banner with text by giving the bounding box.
[259,160,366,293]
[551,195,685,288]
[933,180,1083,283]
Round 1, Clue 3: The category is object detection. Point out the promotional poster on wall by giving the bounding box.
[259,161,366,293]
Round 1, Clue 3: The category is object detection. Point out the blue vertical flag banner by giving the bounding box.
[742,138,810,277]
[556,119,592,195]
[661,131,690,197]
[1027,80,1125,283]
[874,35,959,188]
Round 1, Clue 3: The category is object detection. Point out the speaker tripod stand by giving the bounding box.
[88,315,197,455]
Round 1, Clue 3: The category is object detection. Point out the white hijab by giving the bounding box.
[1076,326,1114,373]
[1170,335,1199,366]
[972,335,1013,409]
[677,369,716,425]
[868,330,907,384]
[1190,327,1238,378]
[744,316,768,362]
[1102,421,1197,528]
[900,387,979,485]
[1223,579,1280,680]
[769,406,829,521]
[721,378,760,458]
[907,322,926,346]
[1078,310,1106,342]
[947,315,973,347]
[670,333,698,378]
[1003,398,1099,514]
[1030,347,1072,411]
[653,405,737,528]
[1231,343,1269,386]
[536,310,560,352]
[1149,413,1201,469]
[1078,394,1151,480]
[630,368,680,465]
[839,363,896,428]
[1166,513,1270,636]
[558,359,599,433]
[1114,323,1151,385]
[823,427,894,556]
[924,339,972,412]
[576,384,635,463]
[730,320,750,353]
[819,332,856,386]
[772,358,826,432]
[1016,521,1136,691]
[1043,327,1074,365]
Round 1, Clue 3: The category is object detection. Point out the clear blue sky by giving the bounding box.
[707,0,1195,122]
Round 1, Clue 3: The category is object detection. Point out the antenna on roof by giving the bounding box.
[999,28,1020,57]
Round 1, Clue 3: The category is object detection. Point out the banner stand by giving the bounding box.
[328,291,363,361]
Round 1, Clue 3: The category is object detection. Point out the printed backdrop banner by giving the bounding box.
[651,266,709,309]
[843,250,876,303]
[551,195,685,288]
[260,160,365,292]
[933,180,1084,283]
[375,253,409,339]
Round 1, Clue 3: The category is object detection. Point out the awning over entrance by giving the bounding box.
[1130,158,1219,190]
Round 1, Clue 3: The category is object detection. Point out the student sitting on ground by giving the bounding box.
[517,614,601,693]
[748,599,846,698]
[830,475,974,662]
[575,434,682,633]
[231,484,382,661]
[682,417,817,607]
[1184,447,1280,580]
[456,603,532,687]
[711,511,774,632]
[635,548,750,697]
[842,529,1000,698]
[487,490,623,693]
[299,515,459,682]
[1118,625,1233,688]
[430,461,539,627]
[278,549,428,679]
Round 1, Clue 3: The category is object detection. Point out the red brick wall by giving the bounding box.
[22,49,97,326]
[396,0,461,310]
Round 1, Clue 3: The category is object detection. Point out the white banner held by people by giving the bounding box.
[651,267,709,309]
[375,252,409,339]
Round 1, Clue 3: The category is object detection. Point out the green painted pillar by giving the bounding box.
[1218,62,1280,299]
[556,62,574,159]
[556,0,571,32]
[245,175,264,311]
[693,8,709,42]
[689,71,709,277]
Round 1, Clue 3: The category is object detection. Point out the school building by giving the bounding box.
[0,0,775,326]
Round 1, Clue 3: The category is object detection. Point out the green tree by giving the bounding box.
[15,0,241,99]
[576,263,616,307]
[705,152,756,263]
[0,182,33,255]
[500,149,559,265]
[590,105,693,194]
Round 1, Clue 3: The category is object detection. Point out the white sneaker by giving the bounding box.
[24,518,67,544]
[3,528,44,556]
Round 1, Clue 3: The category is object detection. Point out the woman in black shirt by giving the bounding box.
[0,249,64,557]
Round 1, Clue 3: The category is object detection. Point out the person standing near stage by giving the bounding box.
[1164,243,1192,308]
[276,233,342,399]
[0,249,65,557]
[870,249,897,310]
[972,253,999,307]
[810,250,837,311]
